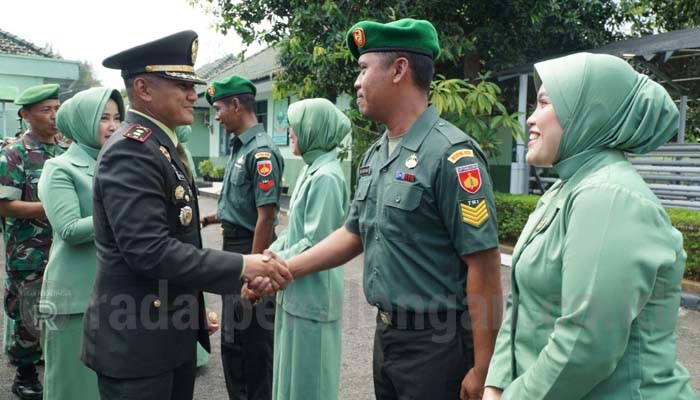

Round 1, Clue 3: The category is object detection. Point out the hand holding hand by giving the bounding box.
[242,249,292,292]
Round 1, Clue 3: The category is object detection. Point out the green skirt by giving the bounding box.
[272,304,342,400]
[42,314,98,400]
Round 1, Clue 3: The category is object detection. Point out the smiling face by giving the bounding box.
[141,76,197,128]
[526,85,564,166]
[21,99,61,139]
[98,99,122,146]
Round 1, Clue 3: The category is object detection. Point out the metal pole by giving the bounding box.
[2,102,6,139]
[510,74,528,194]
[678,95,688,144]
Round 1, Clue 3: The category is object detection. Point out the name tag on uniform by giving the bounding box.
[359,166,372,177]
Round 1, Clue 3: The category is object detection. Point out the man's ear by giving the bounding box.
[230,97,242,112]
[392,57,410,84]
[18,107,31,121]
[132,76,153,103]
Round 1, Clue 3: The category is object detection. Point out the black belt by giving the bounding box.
[376,309,464,330]
[221,222,254,239]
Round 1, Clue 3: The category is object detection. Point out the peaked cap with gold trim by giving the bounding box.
[103,30,206,84]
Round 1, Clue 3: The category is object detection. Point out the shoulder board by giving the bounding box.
[122,125,153,143]
[254,131,273,147]
[434,119,469,145]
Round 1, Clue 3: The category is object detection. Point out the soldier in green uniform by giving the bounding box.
[0,83,67,399]
[200,75,284,400]
[268,19,503,400]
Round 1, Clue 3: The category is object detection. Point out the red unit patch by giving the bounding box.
[258,180,274,191]
[257,160,272,177]
[456,164,482,194]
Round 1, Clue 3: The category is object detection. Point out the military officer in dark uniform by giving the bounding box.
[80,30,292,400]
[272,19,503,400]
[200,75,283,400]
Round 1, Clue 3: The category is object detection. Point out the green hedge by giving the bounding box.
[494,193,700,279]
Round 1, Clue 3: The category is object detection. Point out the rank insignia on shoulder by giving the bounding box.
[179,206,193,226]
[359,165,372,177]
[159,145,171,161]
[395,171,416,182]
[123,125,152,142]
[255,151,271,159]
[460,199,489,227]
[258,180,274,191]
[448,149,474,163]
[257,160,272,177]
[405,153,418,169]
[456,163,482,194]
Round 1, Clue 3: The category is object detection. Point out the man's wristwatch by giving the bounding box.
[202,216,209,227]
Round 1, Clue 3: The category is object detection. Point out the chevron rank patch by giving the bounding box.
[122,125,152,142]
[460,198,489,227]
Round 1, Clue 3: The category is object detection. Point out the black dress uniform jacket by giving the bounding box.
[81,111,244,379]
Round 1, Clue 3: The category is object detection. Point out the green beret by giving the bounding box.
[14,84,60,106]
[206,75,257,105]
[346,18,440,60]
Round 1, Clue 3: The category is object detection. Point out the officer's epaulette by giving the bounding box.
[122,125,153,143]
[254,131,272,148]
[434,119,469,145]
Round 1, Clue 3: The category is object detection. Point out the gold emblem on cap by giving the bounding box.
[405,154,418,169]
[353,27,366,47]
[179,206,193,226]
[207,86,216,97]
[191,38,199,65]
[159,145,171,161]
[175,185,185,200]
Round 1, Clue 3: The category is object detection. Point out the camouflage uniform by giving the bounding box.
[0,131,66,367]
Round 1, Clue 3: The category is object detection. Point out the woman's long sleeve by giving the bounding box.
[502,185,674,399]
[38,164,94,245]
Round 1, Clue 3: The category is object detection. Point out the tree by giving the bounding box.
[189,0,636,164]
[69,61,103,94]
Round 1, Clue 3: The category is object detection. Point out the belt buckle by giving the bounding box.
[379,310,391,326]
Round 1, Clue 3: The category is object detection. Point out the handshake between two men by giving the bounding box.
[241,250,292,299]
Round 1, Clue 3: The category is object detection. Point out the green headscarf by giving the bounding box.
[175,125,192,144]
[534,53,679,179]
[56,87,125,159]
[287,98,351,165]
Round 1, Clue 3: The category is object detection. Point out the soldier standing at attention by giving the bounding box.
[80,31,291,400]
[272,19,503,400]
[200,75,283,400]
[0,83,66,400]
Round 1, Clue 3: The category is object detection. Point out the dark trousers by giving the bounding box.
[373,311,474,400]
[97,359,197,400]
[221,230,275,400]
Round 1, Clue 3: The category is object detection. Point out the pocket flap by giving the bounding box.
[383,183,423,211]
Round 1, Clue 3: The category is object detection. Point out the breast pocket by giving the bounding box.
[381,183,423,242]
[355,177,371,201]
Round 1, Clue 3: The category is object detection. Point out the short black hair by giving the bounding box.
[221,93,256,113]
[379,52,434,93]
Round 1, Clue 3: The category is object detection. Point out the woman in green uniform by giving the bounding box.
[483,52,695,399]
[38,87,124,399]
[268,98,350,400]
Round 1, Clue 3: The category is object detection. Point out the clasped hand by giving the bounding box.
[241,250,292,300]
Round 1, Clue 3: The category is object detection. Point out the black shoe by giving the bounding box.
[12,366,42,400]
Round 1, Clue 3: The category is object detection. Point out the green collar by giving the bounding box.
[130,109,178,146]
[379,105,437,152]
[307,149,337,175]
[235,123,264,145]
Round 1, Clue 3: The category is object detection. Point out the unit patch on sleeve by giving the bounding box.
[258,180,274,191]
[255,152,272,159]
[448,149,474,163]
[456,163,482,194]
[460,199,489,227]
[122,125,152,142]
[257,160,272,177]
